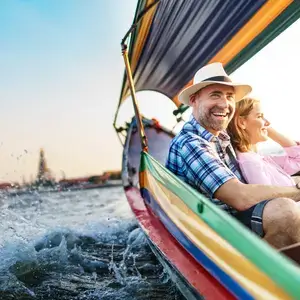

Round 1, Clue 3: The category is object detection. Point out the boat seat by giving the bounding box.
[279,242,300,265]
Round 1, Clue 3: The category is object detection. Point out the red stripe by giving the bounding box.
[125,186,235,300]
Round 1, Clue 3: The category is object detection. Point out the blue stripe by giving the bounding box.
[141,187,254,300]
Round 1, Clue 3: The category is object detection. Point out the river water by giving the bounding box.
[0,187,184,299]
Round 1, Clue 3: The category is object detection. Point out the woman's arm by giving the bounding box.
[266,127,300,174]
[267,127,297,147]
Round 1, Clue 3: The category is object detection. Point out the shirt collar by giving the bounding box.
[186,115,230,143]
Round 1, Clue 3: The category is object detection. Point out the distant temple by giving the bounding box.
[36,148,55,185]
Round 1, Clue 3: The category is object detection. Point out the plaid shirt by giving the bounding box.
[166,116,245,215]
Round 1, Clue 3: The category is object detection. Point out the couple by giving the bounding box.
[166,62,300,249]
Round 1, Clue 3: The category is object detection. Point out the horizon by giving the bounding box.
[0,147,123,184]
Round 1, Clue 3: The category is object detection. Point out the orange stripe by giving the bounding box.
[208,0,292,64]
[172,0,292,106]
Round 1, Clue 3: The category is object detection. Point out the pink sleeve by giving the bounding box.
[239,160,274,185]
[268,145,300,175]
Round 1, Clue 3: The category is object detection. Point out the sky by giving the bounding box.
[0,0,137,182]
[0,1,300,182]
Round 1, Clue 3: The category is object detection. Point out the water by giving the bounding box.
[0,187,184,299]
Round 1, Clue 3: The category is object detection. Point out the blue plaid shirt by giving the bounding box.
[166,116,244,215]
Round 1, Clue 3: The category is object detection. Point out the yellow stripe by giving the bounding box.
[142,170,291,299]
[131,0,157,72]
[172,0,292,106]
[121,0,158,101]
[208,0,292,64]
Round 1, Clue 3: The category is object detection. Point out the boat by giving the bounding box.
[114,1,300,299]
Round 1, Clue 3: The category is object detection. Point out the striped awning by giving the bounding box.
[117,0,300,113]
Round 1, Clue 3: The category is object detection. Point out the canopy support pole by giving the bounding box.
[121,44,148,152]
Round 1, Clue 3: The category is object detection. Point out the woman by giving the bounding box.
[227,97,300,186]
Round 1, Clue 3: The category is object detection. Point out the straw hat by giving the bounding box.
[178,62,252,105]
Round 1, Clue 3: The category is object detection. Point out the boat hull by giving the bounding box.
[125,186,234,299]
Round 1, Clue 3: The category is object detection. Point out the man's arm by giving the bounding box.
[292,176,300,184]
[180,139,300,211]
[215,178,300,211]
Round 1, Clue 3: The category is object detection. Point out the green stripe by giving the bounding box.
[142,152,300,298]
[225,1,300,74]
[140,150,146,172]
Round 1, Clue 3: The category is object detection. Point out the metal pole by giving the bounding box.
[121,44,148,152]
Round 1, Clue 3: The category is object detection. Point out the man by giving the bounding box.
[166,62,300,249]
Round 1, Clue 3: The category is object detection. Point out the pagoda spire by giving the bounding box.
[36,148,54,184]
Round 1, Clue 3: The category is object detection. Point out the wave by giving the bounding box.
[0,219,183,300]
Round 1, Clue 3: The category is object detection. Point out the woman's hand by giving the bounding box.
[266,126,280,140]
[267,126,297,147]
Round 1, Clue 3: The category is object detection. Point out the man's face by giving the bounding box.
[189,84,236,135]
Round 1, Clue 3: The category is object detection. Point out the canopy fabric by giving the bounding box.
[117,0,300,117]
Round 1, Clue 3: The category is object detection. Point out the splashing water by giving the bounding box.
[0,187,184,299]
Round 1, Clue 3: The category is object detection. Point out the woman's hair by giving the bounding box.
[227,97,260,152]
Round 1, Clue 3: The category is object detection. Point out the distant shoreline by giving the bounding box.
[3,180,123,197]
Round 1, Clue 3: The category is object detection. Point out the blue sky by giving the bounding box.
[0,0,137,182]
[1,1,300,182]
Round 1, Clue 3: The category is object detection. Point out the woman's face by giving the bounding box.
[240,102,270,144]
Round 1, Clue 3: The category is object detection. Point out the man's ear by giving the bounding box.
[189,94,196,106]
[237,116,247,129]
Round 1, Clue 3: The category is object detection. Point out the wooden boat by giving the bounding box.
[114,1,300,299]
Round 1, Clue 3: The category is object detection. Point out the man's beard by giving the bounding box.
[197,107,233,132]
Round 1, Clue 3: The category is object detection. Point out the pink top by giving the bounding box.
[237,145,300,186]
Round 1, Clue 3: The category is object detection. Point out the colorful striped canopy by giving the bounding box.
[117,0,300,116]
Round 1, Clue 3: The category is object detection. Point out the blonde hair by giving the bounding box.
[227,97,260,152]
